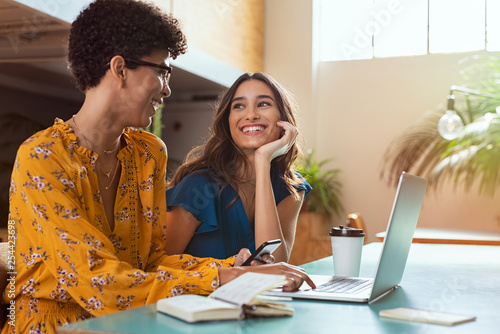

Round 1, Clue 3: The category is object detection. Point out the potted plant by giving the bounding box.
[296,149,343,219]
[381,53,500,196]
[288,149,343,265]
[295,149,343,236]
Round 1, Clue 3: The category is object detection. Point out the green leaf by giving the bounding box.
[295,149,343,222]
[381,53,500,196]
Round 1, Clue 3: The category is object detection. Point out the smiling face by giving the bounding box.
[120,49,171,128]
[228,79,282,154]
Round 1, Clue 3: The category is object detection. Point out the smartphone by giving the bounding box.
[242,239,282,266]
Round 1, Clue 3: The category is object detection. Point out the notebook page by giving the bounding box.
[209,273,286,306]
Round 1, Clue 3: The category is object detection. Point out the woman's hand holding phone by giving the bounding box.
[241,239,281,266]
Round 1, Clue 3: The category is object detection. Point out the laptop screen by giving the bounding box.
[369,172,427,301]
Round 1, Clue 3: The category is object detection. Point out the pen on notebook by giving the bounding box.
[243,304,257,311]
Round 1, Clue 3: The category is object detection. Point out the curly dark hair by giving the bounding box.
[68,0,187,92]
[169,72,303,202]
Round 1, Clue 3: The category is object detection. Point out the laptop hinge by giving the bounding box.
[368,285,399,304]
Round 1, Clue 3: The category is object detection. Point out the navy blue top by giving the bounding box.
[166,168,312,259]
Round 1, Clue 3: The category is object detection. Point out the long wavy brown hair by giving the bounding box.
[168,72,303,202]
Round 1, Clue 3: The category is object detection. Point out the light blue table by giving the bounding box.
[57,243,500,333]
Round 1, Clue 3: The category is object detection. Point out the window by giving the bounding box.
[319,0,500,61]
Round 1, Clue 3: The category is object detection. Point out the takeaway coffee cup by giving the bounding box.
[329,225,365,277]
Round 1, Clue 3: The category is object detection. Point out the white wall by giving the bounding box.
[263,0,317,148]
[265,0,500,242]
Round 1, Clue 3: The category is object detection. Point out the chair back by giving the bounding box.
[346,212,368,244]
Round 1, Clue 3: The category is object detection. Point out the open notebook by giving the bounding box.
[265,172,427,303]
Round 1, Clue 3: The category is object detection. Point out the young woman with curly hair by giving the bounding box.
[4,1,313,333]
[165,72,312,262]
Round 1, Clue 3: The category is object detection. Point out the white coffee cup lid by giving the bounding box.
[329,225,365,237]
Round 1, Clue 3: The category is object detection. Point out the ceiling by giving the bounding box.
[0,0,225,103]
[0,0,70,62]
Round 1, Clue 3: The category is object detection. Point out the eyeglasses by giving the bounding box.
[123,58,172,85]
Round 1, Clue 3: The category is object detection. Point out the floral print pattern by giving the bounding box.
[2,119,234,334]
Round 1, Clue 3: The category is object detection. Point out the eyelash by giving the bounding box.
[232,101,272,110]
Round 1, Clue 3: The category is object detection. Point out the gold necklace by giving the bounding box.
[103,158,119,190]
[98,156,118,178]
[98,157,120,190]
[72,115,120,155]
[71,115,120,190]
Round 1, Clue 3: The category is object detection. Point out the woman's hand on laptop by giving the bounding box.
[219,262,316,291]
[266,263,317,291]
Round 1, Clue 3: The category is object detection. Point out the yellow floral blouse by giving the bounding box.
[2,119,233,334]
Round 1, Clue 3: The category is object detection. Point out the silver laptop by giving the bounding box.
[265,172,427,303]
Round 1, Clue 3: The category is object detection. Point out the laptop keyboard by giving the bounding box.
[314,278,372,294]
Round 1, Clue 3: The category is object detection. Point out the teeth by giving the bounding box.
[151,100,161,109]
[243,126,264,133]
